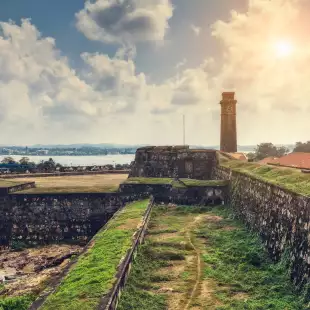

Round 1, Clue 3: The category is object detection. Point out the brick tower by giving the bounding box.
[220,92,237,153]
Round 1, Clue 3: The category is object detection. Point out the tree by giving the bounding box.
[254,143,289,160]
[37,158,56,172]
[1,157,16,164]
[247,152,256,162]
[293,141,310,153]
[19,157,30,165]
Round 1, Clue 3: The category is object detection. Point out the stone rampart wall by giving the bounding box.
[129,146,217,179]
[213,164,310,288]
[0,192,146,247]
[119,183,228,206]
[0,182,36,195]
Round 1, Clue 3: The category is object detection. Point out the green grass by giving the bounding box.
[199,205,308,309]
[124,177,228,189]
[117,244,169,310]
[16,185,119,194]
[39,199,150,310]
[118,204,309,309]
[220,159,310,196]
[118,205,193,310]
[180,179,229,187]
[0,294,36,310]
[124,177,173,185]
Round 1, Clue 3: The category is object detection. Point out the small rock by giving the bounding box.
[158,287,174,293]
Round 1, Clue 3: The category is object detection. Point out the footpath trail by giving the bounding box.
[118,205,307,310]
[184,216,203,310]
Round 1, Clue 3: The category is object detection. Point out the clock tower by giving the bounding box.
[220,92,237,153]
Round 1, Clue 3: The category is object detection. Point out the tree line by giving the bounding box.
[247,141,310,161]
[0,157,130,173]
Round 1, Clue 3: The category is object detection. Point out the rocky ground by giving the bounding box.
[0,244,83,297]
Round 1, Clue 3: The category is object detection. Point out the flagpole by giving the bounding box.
[183,114,185,145]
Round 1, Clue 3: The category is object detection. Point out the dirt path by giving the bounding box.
[184,216,203,310]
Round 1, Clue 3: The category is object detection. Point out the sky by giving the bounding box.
[0,0,310,146]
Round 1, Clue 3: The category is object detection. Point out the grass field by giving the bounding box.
[118,205,308,310]
[40,199,150,310]
[9,174,128,193]
[0,179,30,188]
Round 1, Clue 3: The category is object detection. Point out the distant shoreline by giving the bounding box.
[0,154,135,166]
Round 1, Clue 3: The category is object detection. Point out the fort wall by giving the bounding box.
[0,192,146,247]
[213,163,310,288]
[129,146,217,179]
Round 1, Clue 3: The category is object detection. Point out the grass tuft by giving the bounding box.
[0,294,36,310]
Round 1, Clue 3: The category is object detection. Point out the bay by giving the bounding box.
[0,154,135,166]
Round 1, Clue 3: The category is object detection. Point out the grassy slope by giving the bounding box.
[124,177,173,185]
[180,179,229,187]
[39,199,150,310]
[118,205,308,310]
[221,159,310,196]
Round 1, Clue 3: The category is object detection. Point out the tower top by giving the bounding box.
[222,92,235,100]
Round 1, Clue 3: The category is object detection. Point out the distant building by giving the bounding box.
[258,157,280,165]
[37,149,49,155]
[270,152,310,169]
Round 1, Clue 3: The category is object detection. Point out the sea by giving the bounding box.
[0,154,135,167]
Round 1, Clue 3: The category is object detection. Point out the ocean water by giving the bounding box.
[0,154,135,166]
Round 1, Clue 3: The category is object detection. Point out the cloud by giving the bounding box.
[211,0,310,112]
[76,0,173,44]
[3,1,310,146]
[0,19,151,144]
[175,58,187,70]
[190,24,201,36]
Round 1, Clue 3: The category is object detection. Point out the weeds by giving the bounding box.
[0,295,36,310]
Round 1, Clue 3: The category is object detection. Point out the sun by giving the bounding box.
[273,40,294,58]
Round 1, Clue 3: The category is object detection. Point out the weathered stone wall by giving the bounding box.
[129,146,217,180]
[211,165,231,180]
[119,183,228,206]
[213,164,310,288]
[0,192,146,247]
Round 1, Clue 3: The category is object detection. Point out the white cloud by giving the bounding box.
[2,0,310,146]
[175,58,187,70]
[75,0,173,44]
[0,19,151,144]
[150,0,310,144]
[190,24,201,36]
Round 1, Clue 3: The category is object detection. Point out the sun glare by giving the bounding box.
[274,40,294,58]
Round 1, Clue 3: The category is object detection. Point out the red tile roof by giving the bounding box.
[229,152,248,161]
[258,157,280,165]
[275,152,310,169]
